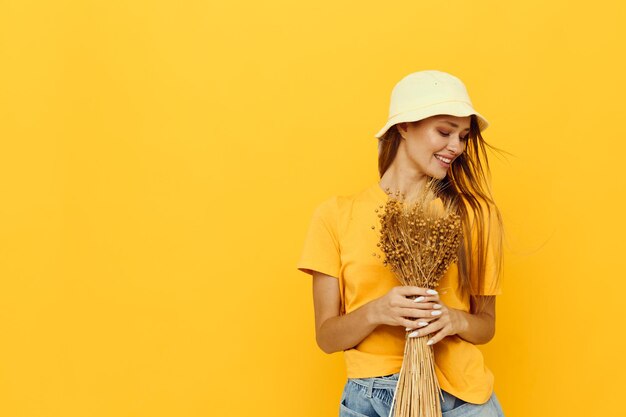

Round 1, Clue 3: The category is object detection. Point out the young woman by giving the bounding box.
[297,70,506,417]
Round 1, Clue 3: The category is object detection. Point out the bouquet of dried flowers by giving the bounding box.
[376,179,463,417]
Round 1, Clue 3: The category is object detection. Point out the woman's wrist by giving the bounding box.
[364,299,381,327]
[451,308,495,344]
[450,308,470,335]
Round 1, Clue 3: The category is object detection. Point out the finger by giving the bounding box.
[397,286,439,297]
[403,318,430,329]
[407,328,421,337]
[425,327,451,346]
[428,308,443,318]
[405,320,431,331]
[408,318,443,337]
[399,298,440,309]
[408,295,440,304]
[405,319,436,331]
[400,307,437,319]
[390,298,438,311]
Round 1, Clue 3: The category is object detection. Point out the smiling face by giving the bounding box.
[396,114,470,180]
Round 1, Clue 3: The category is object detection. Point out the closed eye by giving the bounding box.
[439,130,469,141]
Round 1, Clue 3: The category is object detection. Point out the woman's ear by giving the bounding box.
[396,122,408,139]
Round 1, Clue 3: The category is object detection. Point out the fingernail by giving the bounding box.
[413,296,425,303]
[408,331,419,338]
[433,304,441,309]
[405,327,414,331]
[418,321,428,327]
[427,339,434,346]
[431,310,442,316]
[426,289,438,295]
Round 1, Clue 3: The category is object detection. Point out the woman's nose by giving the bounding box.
[447,137,463,154]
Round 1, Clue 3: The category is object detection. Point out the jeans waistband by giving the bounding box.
[349,373,399,397]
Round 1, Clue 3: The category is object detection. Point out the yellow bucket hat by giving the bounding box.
[375,70,489,138]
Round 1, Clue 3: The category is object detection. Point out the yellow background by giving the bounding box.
[1,1,624,416]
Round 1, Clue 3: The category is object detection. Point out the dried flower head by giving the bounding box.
[378,179,463,290]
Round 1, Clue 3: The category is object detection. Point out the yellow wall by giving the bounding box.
[1,1,624,416]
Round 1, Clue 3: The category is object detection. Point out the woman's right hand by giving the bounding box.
[369,286,442,329]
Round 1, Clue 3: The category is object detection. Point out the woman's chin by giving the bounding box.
[430,171,448,180]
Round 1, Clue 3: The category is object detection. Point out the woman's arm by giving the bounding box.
[451,296,496,345]
[312,272,377,353]
[312,271,441,354]
[419,295,496,346]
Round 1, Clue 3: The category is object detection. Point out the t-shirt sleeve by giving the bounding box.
[296,197,341,279]
[469,205,503,296]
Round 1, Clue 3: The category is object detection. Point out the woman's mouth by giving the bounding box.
[434,154,452,167]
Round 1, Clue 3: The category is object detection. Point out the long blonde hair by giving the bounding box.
[378,114,504,314]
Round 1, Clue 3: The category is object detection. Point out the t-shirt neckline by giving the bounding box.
[372,182,390,202]
[371,182,444,205]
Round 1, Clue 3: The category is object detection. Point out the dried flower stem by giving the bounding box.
[377,179,463,417]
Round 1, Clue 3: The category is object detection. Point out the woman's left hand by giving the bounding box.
[405,295,468,346]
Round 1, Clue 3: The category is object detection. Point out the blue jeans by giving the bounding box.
[339,373,505,417]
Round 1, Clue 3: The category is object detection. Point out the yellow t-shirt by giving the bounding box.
[296,182,503,404]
